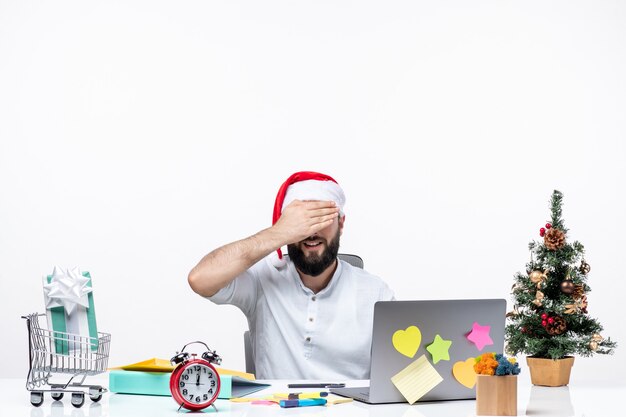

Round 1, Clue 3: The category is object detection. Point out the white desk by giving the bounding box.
[0,376,624,417]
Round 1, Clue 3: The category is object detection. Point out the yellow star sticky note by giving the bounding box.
[426,334,452,364]
[391,354,443,404]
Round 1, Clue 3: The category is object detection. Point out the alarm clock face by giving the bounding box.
[174,362,219,409]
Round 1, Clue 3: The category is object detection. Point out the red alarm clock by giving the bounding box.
[170,341,222,411]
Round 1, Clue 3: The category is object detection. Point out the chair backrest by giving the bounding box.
[244,330,255,374]
[338,253,364,269]
[243,253,363,375]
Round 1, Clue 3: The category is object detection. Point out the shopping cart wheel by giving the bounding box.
[71,392,85,408]
[30,391,44,407]
[51,392,64,401]
[89,386,103,402]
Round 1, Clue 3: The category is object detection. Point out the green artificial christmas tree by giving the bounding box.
[506,191,615,381]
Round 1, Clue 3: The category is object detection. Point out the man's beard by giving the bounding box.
[287,230,340,277]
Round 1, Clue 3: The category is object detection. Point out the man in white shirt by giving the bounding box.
[188,171,394,379]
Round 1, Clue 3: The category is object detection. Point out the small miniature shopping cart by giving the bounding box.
[22,313,111,408]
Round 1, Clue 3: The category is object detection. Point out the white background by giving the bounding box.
[1,0,624,384]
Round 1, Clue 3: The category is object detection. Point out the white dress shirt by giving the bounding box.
[208,256,395,379]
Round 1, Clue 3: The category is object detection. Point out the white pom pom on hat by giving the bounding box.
[270,171,345,268]
[269,252,289,268]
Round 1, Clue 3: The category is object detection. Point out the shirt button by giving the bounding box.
[311,296,317,301]
[306,337,311,342]
[308,317,314,322]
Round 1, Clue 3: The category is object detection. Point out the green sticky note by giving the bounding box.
[426,334,452,364]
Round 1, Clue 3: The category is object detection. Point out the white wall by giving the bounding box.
[1,0,624,384]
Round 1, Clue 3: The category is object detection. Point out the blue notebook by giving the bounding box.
[109,370,270,399]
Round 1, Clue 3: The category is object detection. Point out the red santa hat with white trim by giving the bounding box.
[270,171,346,268]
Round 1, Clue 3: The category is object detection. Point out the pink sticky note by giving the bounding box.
[466,322,493,351]
[251,400,277,405]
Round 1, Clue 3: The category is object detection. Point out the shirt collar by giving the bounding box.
[289,258,343,297]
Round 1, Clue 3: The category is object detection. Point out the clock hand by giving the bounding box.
[196,373,200,386]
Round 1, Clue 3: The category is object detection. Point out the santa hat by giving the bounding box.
[270,171,346,268]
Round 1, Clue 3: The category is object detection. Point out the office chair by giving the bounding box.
[243,253,363,375]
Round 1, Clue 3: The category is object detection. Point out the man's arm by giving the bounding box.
[188,200,339,297]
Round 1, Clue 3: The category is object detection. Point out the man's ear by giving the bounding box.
[339,215,345,235]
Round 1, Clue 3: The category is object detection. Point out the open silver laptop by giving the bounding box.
[331,299,506,404]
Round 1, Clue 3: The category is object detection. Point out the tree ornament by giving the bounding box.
[589,333,603,351]
[564,295,588,314]
[539,227,546,237]
[541,313,548,320]
[547,317,554,324]
[532,290,544,307]
[541,320,547,327]
[506,305,520,318]
[572,284,585,300]
[529,269,548,288]
[545,223,552,229]
[544,228,566,250]
[510,283,524,294]
[581,295,588,313]
[560,279,575,295]
[545,315,567,335]
[579,259,591,275]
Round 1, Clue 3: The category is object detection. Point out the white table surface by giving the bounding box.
[1,375,624,417]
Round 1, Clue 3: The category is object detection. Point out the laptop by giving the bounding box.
[331,299,506,404]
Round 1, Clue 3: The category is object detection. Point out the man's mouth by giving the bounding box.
[302,240,324,249]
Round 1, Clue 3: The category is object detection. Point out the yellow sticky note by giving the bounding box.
[114,358,175,372]
[392,326,422,358]
[230,396,275,403]
[325,394,353,406]
[452,357,477,389]
[110,358,255,380]
[391,354,443,404]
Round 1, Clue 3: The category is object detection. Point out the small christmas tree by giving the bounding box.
[506,190,616,359]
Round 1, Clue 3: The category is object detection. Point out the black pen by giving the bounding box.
[288,383,346,388]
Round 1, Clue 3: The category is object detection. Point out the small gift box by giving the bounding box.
[474,353,520,416]
[42,267,99,354]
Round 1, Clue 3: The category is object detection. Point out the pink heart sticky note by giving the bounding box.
[466,322,493,351]
[452,358,477,389]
